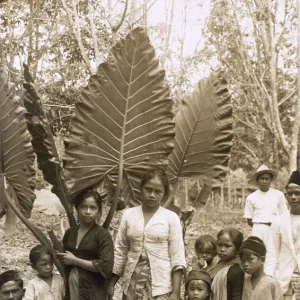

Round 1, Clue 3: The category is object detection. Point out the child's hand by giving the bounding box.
[197,257,207,269]
[55,251,77,265]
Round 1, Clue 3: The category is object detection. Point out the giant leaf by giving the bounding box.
[0,65,36,218]
[64,27,175,208]
[167,71,233,188]
[23,64,75,226]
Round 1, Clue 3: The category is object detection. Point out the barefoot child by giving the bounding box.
[193,235,218,272]
[186,270,212,300]
[24,245,65,300]
[210,228,244,300]
[239,236,283,300]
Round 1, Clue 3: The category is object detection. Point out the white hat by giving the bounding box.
[251,164,277,182]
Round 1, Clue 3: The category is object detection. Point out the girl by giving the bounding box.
[24,245,65,300]
[239,236,283,300]
[186,270,212,300]
[108,168,186,300]
[210,228,244,300]
[56,189,114,300]
[193,235,218,273]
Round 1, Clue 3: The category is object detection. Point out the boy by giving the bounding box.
[239,236,283,300]
[244,164,287,246]
[0,270,25,300]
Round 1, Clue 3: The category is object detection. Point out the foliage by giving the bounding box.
[64,27,175,226]
[205,0,298,172]
[23,63,75,226]
[0,66,36,218]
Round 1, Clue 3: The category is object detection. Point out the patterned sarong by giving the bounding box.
[291,274,300,300]
[123,256,171,300]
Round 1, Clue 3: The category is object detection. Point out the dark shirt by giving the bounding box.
[63,223,114,300]
[227,264,244,300]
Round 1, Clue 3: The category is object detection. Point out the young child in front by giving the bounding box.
[193,235,218,273]
[186,270,212,300]
[24,245,65,300]
[239,236,283,300]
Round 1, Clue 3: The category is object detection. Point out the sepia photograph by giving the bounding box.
[0,0,298,299]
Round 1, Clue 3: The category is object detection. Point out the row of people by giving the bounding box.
[1,167,299,299]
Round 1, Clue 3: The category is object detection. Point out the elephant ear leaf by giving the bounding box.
[0,66,36,218]
[64,27,175,206]
[22,63,75,226]
[167,71,233,187]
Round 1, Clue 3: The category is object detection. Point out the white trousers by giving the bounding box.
[252,223,271,246]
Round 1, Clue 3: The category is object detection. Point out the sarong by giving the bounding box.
[123,256,171,300]
[284,274,300,300]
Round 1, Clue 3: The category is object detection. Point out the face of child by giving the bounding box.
[33,253,54,278]
[0,281,24,300]
[187,280,209,300]
[240,253,263,275]
[77,196,100,225]
[196,244,215,266]
[141,177,166,209]
[217,233,237,262]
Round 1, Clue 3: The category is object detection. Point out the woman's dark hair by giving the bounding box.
[195,235,217,253]
[217,228,244,251]
[140,168,170,197]
[73,189,102,211]
[29,245,53,266]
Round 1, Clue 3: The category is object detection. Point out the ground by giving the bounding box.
[0,188,251,299]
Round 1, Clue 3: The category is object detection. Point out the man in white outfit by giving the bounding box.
[265,171,300,299]
[244,164,287,246]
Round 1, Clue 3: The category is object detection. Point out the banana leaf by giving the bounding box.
[167,71,233,203]
[22,64,75,226]
[0,65,36,218]
[64,27,175,225]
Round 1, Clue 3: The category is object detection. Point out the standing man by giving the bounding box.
[0,270,25,300]
[265,171,300,299]
[244,164,287,246]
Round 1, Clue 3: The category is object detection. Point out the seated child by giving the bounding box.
[239,236,283,300]
[193,235,218,272]
[186,270,212,300]
[24,245,65,300]
[0,270,25,300]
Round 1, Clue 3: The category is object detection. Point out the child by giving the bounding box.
[210,228,244,300]
[24,245,65,300]
[186,270,212,300]
[193,235,218,272]
[239,236,283,300]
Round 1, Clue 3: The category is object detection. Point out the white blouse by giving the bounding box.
[113,206,186,297]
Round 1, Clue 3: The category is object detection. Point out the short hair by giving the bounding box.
[29,245,53,265]
[140,168,170,198]
[0,270,23,289]
[195,235,217,253]
[73,189,102,211]
[217,228,244,251]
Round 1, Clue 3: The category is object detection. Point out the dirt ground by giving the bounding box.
[0,188,251,299]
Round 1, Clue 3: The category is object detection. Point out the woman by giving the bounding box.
[56,190,114,300]
[108,168,186,300]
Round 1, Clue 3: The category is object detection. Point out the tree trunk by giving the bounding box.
[294,0,300,172]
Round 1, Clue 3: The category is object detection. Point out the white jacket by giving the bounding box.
[265,211,300,294]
